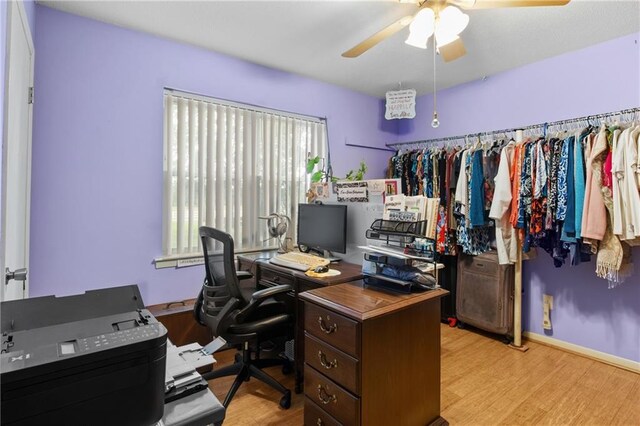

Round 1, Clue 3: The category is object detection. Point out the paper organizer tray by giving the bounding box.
[369,219,430,236]
[364,252,414,267]
[362,273,431,294]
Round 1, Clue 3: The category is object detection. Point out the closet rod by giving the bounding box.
[386,107,640,149]
[344,142,396,152]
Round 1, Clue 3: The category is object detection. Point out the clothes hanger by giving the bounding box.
[472,135,482,151]
[557,122,568,138]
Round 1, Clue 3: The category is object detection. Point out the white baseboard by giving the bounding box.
[523,331,640,374]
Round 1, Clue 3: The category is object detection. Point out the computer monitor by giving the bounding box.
[297,203,347,256]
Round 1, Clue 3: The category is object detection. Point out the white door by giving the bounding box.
[1,1,34,301]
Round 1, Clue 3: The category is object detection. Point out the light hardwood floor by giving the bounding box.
[208,324,640,425]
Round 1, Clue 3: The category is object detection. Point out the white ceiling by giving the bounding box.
[40,0,640,97]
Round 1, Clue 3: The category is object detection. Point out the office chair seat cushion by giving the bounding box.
[243,297,289,321]
[228,313,291,335]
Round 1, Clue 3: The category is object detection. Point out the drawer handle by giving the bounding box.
[475,263,484,267]
[317,384,337,405]
[318,316,338,334]
[318,350,338,369]
[317,419,323,426]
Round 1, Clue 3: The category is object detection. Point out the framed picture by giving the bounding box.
[367,179,386,194]
[313,182,329,199]
[385,180,398,195]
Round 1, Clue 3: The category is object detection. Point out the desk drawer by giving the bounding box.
[305,397,342,426]
[305,333,359,395]
[259,267,295,287]
[305,304,360,358]
[305,366,360,426]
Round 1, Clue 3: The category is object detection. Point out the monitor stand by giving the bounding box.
[305,248,342,262]
[322,250,342,263]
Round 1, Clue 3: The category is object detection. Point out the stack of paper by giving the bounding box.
[383,194,406,220]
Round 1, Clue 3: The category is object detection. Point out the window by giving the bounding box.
[162,90,328,256]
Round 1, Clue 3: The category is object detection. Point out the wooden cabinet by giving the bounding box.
[300,283,448,426]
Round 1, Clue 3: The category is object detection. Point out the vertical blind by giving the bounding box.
[163,91,328,256]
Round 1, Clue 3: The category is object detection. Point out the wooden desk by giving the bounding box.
[237,253,363,392]
[147,299,212,347]
[300,283,448,426]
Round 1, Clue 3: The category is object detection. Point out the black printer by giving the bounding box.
[1,285,167,426]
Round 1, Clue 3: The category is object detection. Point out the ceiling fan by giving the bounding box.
[342,0,571,62]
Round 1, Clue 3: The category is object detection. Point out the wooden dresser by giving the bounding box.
[300,283,448,426]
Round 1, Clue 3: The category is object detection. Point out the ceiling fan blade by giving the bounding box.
[439,37,466,62]
[452,0,570,9]
[342,15,414,58]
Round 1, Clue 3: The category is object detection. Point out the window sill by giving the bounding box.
[153,247,279,269]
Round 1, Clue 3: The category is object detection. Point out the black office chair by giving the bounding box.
[194,226,293,409]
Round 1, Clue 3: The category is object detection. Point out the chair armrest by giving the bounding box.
[236,284,291,323]
[251,284,291,301]
[236,271,253,281]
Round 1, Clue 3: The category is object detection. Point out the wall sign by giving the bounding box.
[336,181,369,202]
[385,89,416,120]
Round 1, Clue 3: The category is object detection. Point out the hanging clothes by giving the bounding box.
[613,127,640,240]
[574,131,588,239]
[563,135,577,238]
[387,110,640,286]
[591,126,633,286]
[582,132,607,243]
[469,150,486,228]
[628,126,640,237]
[489,142,518,265]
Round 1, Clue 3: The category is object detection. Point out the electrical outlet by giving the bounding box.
[543,294,553,330]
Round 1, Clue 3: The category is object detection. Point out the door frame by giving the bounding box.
[1,0,35,300]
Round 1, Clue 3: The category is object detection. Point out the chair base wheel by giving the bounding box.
[279,390,291,409]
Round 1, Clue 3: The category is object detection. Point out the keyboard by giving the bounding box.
[269,252,330,271]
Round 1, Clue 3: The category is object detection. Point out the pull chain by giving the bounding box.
[431,36,440,128]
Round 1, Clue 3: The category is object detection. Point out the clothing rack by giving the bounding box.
[386,107,640,150]
[385,106,639,353]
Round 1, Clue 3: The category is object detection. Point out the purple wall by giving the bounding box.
[30,6,393,306]
[396,33,640,362]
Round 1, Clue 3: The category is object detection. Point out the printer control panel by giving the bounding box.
[74,323,163,355]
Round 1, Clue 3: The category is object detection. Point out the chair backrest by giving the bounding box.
[196,227,244,336]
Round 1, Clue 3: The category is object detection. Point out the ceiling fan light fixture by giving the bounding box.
[435,30,459,48]
[405,32,431,49]
[438,6,470,36]
[405,8,435,49]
